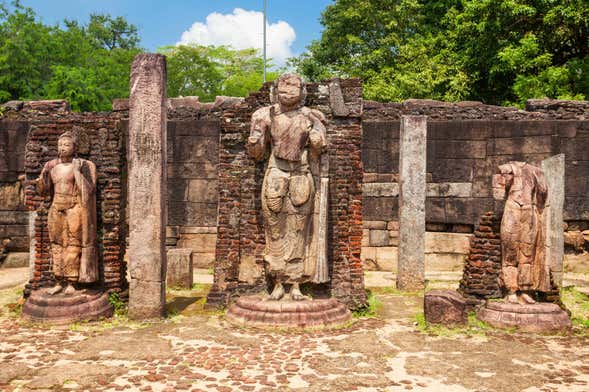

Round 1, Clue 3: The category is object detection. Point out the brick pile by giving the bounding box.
[458,211,502,306]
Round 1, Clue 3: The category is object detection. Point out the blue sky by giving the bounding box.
[19,1,333,64]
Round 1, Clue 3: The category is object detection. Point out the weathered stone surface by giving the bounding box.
[246,73,330,299]
[424,290,467,326]
[128,53,168,319]
[0,181,22,211]
[21,288,113,324]
[22,99,70,112]
[493,161,551,301]
[166,248,193,288]
[425,232,471,255]
[397,115,426,290]
[2,252,29,268]
[226,295,351,329]
[477,301,571,333]
[542,154,565,289]
[369,229,390,247]
[111,98,129,111]
[167,96,200,110]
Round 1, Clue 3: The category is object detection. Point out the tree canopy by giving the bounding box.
[0,1,142,111]
[159,44,279,102]
[290,0,589,105]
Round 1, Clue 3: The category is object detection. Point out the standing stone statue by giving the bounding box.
[247,73,329,301]
[37,131,98,295]
[492,161,550,304]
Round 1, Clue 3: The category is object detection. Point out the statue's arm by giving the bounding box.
[247,108,270,161]
[36,161,53,196]
[307,109,327,152]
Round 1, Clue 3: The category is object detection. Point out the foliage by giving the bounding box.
[0,1,142,111]
[561,286,589,331]
[160,44,279,101]
[415,311,491,336]
[352,291,382,318]
[108,292,127,317]
[291,0,589,105]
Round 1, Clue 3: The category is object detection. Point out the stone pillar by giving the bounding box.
[541,154,565,289]
[397,115,427,290]
[128,54,167,319]
[166,248,193,289]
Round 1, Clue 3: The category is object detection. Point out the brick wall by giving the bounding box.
[1,101,128,295]
[206,79,367,309]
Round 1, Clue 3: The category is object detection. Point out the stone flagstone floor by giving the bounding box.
[0,281,588,391]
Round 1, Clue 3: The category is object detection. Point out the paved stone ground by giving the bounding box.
[1,278,589,392]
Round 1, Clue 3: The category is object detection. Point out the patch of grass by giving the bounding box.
[108,292,127,317]
[561,286,589,331]
[369,286,422,297]
[352,292,382,318]
[414,311,491,337]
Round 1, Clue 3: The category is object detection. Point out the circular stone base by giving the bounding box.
[477,301,571,333]
[21,288,114,324]
[226,296,352,329]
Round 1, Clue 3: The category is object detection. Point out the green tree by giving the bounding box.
[292,0,589,105]
[160,44,277,101]
[0,1,142,111]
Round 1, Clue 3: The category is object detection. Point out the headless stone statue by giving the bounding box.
[492,161,550,305]
[37,131,98,295]
[247,74,330,301]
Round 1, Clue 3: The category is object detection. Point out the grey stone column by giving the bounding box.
[396,115,427,290]
[541,154,565,289]
[128,54,167,319]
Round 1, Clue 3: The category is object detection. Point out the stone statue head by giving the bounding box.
[58,131,77,159]
[275,73,306,108]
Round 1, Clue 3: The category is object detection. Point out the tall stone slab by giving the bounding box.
[397,116,427,290]
[128,54,167,319]
[541,154,565,289]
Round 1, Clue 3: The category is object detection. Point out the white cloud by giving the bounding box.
[178,8,296,66]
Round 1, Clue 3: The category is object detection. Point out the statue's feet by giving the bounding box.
[290,284,308,301]
[519,292,536,304]
[63,284,76,296]
[47,284,63,296]
[269,283,285,301]
[506,293,518,304]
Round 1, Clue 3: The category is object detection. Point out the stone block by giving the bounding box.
[362,229,370,246]
[363,220,387,229]
[180,226,218,234]
[192,252,215,269]
[429,159,474,182]
[424,290,467,326]
[363,182,398,197]
[425,232,472,255]
[387,221,399,231]
[0,182,22,211]
[187,179,218,203]
[363,197,396,221]
[425,253,465,272]
[1,252,29,268]
[376,246,398,271]
[166,248,193,289]
[177,233,217,253]
[369,229,390,247]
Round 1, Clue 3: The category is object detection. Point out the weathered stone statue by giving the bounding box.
[37,131,98,295]
[492,161,550,304]
[247,73,329,300]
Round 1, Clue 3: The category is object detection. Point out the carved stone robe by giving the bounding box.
[38,158,98,283]
[493,162,550,293]
[248,104,329,284]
